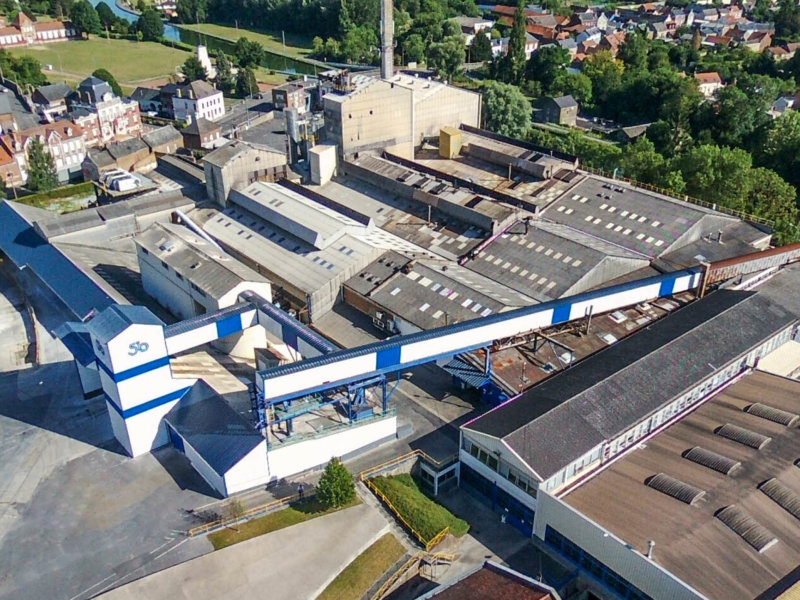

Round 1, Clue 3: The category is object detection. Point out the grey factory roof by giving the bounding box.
[231,181,373,250]
[542,176,749,259]
[164,381,263,477]
[236,118,290,154]
[142,124,182,148]
[353,154,515,227]
[86,304,164,345]
[200,203,383,296]
[564,371,800,600]
[465,271,800,481]
[354,254,534,331]
[203,139,284,169]
[465,220,650,302]
[135,221,269,300]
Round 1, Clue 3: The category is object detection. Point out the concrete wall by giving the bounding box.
[180,430,227,496]
[205,146,288,207]
[266,415,397,483]
[413,85,481,146]
[534,491,704,600]
[325,80,414,160]
[225,441,268,494]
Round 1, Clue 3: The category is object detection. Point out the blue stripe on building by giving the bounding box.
[216,314,243,339]
[551,304,571,325]
[97,355,171,382]
[376,346,402,370]
[104,386,192,419]
[659,278,675,297]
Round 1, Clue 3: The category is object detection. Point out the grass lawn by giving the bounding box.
[207,497,360,551]
[369,474,470,542]
[317,533,407,600]
[177,23,313,58]
[9,37,190,85]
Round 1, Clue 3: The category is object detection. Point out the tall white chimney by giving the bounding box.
[380,0,393,79]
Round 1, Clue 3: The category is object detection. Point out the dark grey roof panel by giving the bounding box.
[164,381,263,476]
[715,423,771,450]
[759,478,800,521]
[646,472,705,505]
[682,446,740,475]
[745,403,799,427]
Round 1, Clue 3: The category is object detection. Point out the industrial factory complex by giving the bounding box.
[4,56,800,600]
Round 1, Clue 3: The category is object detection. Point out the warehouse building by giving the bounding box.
[323,72,481,161]
[135,221,273,356]
[459,267,800,539]
[537,368,800,600]
[344,251,535,335]
[204,140,289,206]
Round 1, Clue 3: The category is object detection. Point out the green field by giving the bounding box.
[207,498,360,551]
[317,534,407,600]
[9,37,190,86]
[177,23,313,58]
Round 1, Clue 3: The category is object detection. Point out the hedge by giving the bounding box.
[369,474,469,541]
[14,181,95,206]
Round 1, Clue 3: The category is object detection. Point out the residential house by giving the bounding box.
[173,80,225,123]
[69,76,143,145]
[1,120,87,184]
[142,125,183,154]
[491,33,538,59]
[576,26,603,44]
[32,83,73,121]
[647,21,668,39]
[131,87,162,114]
[538,95,578,126]
[740,30,772,52]
[181,117,222,150]
[694,71,724,98]
[0,13,78,47]
[614,123,651,144]
[559,37,578,57]
[454,15,494,45]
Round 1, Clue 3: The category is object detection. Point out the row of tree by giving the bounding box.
[67,0,163,40]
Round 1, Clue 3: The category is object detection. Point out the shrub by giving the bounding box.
[317,458,356,508]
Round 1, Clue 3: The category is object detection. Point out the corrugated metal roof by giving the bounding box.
[164,381,263,476]
[0,201,116,319]
[85,304,164,344]
[466,281,798,479]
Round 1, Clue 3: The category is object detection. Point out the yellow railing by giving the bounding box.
[187,491,306,537]
[359,451,456,552]
[369,552,423,600]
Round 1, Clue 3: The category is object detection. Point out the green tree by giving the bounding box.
[95,1,116,29]
[581,50,623,108]
[744,167,799,244]
[176,0,207,23]
[26,139,58,193]
[428,36,464,82]
[692,86,769,150]
[551,72,592,106]
[69,0,102,36]
[498,0,527,84]
[617,137,668,185]
[182,55,207,81]
[341,25,378,64]
[91,68,122,97]
[215,50,234,92]
[756,111,800,190]
[469,32,492,63]
[526,45,570,95]
[618,32,649,72]
[673,145,752,209]
[481,80,531,138]
[403,34,425,64]
[235,67,257,97]
[137,8,164,41]
[776,0,800,38]
[316,458,355,508]
[234,37,264,68]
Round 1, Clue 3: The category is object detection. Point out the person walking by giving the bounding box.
[298,483,305,500]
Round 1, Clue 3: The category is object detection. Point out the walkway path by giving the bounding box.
[98,502,389,600]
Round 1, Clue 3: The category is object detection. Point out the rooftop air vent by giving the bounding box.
[744,403,799,427]
[715,424,771,450]
[682,446,740,475]
[715,505,778,552]
[645,473,705,505]
[759,478,800,520]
